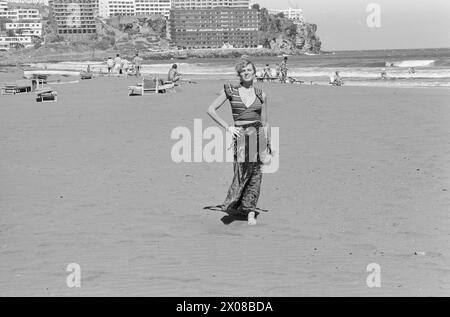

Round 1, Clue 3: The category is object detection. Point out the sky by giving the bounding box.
[251,0,450,51]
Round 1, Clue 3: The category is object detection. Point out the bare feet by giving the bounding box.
[248,211,257,225]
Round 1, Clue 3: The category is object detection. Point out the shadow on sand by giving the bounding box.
[203,205,268,225]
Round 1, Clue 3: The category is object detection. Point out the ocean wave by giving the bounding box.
[287,67,450,79]
[385,60,435,67]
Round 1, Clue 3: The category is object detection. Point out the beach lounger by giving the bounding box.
[256,76,279,83]
[164,79,181,87]
[1,80,32,95]
[288,77,304,84]
[31,77,46,91]
[35,88,57,102]
[128,77,175,96]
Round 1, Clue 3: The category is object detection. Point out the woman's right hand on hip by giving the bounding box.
[227,126,242,138]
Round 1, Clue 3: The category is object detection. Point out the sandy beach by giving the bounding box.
[0,73,449,296]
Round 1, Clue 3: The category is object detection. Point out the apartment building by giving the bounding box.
[98,0,135,17]
[5,22,42,36]
[171,0,249,9]
[269,8,304,26]
[0,1,41,21]
[0,35,32,50]
[49,0,97,37]
[3,0,49,4]
[169,7,258,49]
[135,0,170,17]
[98,0,171,18]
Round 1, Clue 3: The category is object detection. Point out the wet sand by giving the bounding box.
[0,73,449,296]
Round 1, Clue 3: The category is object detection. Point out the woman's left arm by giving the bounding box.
[261,92,270,138]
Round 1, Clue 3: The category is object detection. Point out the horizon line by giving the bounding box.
[322,47,450,53]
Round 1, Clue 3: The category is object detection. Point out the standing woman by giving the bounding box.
[207,58,270,225]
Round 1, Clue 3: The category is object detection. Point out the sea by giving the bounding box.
[27,48,450,88]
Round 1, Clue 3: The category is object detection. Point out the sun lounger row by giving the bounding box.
[256,76,279,82]
[256,76,305,84]
[1,77,47,95]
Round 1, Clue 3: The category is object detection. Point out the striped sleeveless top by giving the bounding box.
[224,84,264,122]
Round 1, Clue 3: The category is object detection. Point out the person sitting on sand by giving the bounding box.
[262,64,271,78]
[127,64,136,76]
[168,64,182,83]
[330,71,343,86]
[106,57,114,76]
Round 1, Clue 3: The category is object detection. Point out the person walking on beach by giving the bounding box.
[122,58,130,74]
[114,54,122,74]
[133,53,142,77]
[280,56,288,83]
[207,58,270,226]
[106,57,114,76]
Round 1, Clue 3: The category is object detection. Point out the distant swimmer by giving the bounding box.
[381,68,387,79]
[409,67,416,74]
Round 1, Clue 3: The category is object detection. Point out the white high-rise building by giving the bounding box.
[135,0,171,18]
[98,0,171,18]
[97,0,250,19]
[0,35,33,51]
[6,22,42,36]
[269,8,304,26]
[99,0,135,18]
[0,1,41,21]
[4,0,48,4]
[49,0,97,37]
[171,0,249,9]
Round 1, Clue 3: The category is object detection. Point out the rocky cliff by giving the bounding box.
[257,7,321,53]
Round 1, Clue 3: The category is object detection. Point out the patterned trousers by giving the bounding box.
[222,122,264,215]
